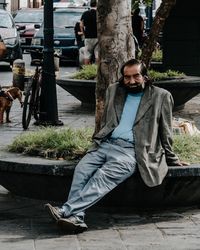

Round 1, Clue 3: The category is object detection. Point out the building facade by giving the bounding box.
[4,0,43,12]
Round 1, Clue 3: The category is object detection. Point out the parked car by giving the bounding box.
[41,0,89,9]
[14,8,43,52]
[30,7,86,65]
[0,9,22,65]
[52,0,89,8]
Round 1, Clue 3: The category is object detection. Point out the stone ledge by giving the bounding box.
[0,153,200,177]
[0,152,200,207]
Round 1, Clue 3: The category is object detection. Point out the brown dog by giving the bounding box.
[0,87,23,123]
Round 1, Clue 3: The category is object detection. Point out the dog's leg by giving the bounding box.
[17,92,23,107]
[6,107,11,123]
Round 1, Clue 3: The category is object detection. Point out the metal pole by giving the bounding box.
[38,0,63,126]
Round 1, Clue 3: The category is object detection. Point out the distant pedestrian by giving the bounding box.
[74,21,84,49]
[80,0,98,64]
[131,8,144,48]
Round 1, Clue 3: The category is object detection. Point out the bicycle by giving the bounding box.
[22,59,42,130]
[22,50,61,130]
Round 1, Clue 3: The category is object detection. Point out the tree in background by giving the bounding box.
[141,0,176,67]
[131,0,176,66]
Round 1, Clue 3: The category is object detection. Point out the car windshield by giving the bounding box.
[54,11,82,28]
[0,13,13,28]
[14,11,43,23]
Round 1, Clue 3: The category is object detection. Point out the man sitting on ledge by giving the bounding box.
[45,59,185,233]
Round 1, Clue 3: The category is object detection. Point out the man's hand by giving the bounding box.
[180,161,190,166]
[176,161,190,166]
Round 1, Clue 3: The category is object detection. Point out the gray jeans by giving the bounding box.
[62,139,137,219]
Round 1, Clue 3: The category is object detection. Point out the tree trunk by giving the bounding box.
[95,0,135,133]
[141,0,176,68]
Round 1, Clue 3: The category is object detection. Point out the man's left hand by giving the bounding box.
[177,161,190,166]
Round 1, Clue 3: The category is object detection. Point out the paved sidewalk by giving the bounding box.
[0,79,200,249]
[1,185,200,250]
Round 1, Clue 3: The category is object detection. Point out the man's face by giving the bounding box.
[123,64,145,93]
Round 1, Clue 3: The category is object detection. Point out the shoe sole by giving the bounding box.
[57,218,87,234]
[44,203,60,222]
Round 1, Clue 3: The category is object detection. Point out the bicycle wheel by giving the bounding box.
[33,72,42,121]
[33,87,40,121]
[22,91,34,130]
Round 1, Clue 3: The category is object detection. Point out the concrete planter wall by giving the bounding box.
[57,76,200,110]
[0,154,200,207]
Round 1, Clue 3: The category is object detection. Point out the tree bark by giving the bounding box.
[141,0,176,68]
[95,0,135,133]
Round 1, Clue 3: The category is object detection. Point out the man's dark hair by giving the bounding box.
[90,0,97,7]
[120,59,147,77]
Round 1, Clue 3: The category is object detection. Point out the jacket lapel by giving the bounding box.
[114,85,126,123]
[134,85,152,125]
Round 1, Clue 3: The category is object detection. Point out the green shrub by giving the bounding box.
[7,127,200,163]
[152,49,163,62]
[71,64,184,81]
[148,69,185,81]
[72,64,97,80]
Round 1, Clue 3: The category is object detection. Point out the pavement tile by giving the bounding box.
[118,226,163,244]
[77,229,126,249]
[35,237,79,250]
[0,240,35,250]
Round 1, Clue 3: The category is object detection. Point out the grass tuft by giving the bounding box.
[8,127,93,160]
[173,134,200,164]
[151,49,163,62]
[71,64,97,80]
[7,128,200,163]
[148,69,185,81]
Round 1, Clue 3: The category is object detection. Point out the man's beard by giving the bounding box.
[123,82,145,93]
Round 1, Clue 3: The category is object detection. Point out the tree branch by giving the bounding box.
[141,0,176,68]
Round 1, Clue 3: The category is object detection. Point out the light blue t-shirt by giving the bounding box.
[111,92,143,142]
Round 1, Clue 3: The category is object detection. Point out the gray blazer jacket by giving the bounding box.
[91,82,180,187]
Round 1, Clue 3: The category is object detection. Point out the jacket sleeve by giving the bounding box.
[159,92,181,166]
